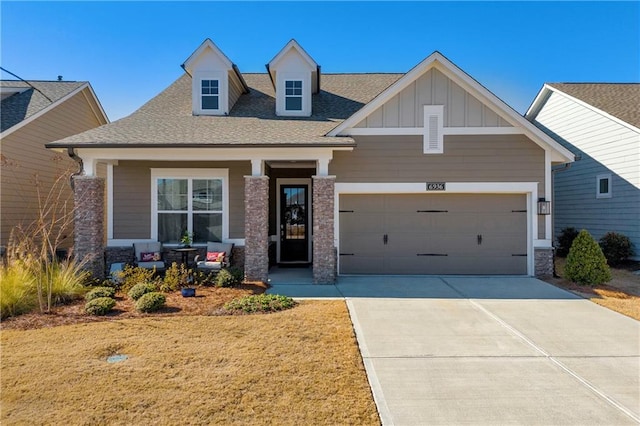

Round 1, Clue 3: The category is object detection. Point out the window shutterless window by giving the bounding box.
[596,174,612,199]
[285,80,302,111]
[152,169,228,244]
[201,79,219,110]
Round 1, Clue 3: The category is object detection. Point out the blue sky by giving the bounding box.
[2,1,638,121]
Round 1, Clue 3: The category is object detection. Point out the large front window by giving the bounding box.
[152,169,227,244]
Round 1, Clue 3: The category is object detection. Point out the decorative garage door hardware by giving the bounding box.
[512,209,527,213]
[512,254,528,257]
[416,210,449,213]
[417,253,448,256]
[339,210,354,213]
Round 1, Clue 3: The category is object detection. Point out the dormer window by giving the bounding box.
[201,79,220,110]
[285,80,303,111]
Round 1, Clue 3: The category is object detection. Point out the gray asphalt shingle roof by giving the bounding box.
[47,73,402,147]
[1,80,86,133]
[548,83,640,129]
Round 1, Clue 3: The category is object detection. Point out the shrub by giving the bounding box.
[85,297,116,316]
[193,269,217,286]
[215,267,243,288]
[128,282,157,301]
[565,229,611,286]
[160,262,192,292]
[223,294,297,314]
[47,260,88,305]
[556,227,579,257]
[0,262,36,319]
[135,292,166,313]
[599,232,635,266]
[117,266,158,293]
[85,286,116,301]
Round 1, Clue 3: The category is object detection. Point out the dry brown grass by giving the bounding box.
[1,301,379,425]
[545,258,640,320]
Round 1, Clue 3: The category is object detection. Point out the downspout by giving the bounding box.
[67,147,83,190]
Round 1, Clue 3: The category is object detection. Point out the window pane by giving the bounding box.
[193,179,222,211]
[286,96,302,111]
[193,213,222,243]
[157,179,188,210]
[599,178,609,194]
[158,213,187,243]
[202,95,219,110]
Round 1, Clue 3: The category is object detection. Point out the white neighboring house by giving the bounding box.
[526,83,640,258]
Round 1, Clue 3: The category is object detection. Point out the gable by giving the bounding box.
[354,68,512,129]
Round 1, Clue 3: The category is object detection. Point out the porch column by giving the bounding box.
[312,175,336,284]
[244,175,269,282]
[73,176,105,280]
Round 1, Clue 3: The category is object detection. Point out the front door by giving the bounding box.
[280,185,309,262]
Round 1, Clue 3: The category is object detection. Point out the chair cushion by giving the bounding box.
[206,242,234,257]
[206,251,225,262]
[137,261,166,270]
[196,260,222,271]
[134,242,162,261]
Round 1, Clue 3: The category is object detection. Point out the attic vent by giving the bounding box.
[423,105,444,154]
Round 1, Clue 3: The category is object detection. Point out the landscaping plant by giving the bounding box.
[215,267,243,288]
[599,232,635,266]
[223,294,297,314]
[565,229,611,286]
[0,262,36,319]
[85,297,116,316]
[128,282,157,301]
[161,262,192,291]
[556,227,579,257]
[135,292,166,313]
[117,265,158,293]
[85,286,116,302]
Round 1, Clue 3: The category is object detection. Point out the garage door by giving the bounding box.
[339,194,527,275]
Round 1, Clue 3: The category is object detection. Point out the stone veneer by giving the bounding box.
[534,247,555,278]
[244,176,269,282]
[312,176,336,284]
[73,176,105,280]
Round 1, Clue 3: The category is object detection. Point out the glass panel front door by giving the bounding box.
[280,185,308,262]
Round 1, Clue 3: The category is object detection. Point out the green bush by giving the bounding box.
[135,292,166,313]
[556,227,579,257]
[193,269,217,286]
[117,266,158,293]
[215,267,243,288]
[85,286,116,301]
[599,232,635,266]
[565,229,611,286]
[0,262,36,319]
[45,259,88,305]
[85,297,116,316]
[223,294,296,314]
[128,282,157,301]
[160,262,192,292]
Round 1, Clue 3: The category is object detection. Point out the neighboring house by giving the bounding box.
[1,79,109,249]
[46,39,574,282]
[526,83,640,258]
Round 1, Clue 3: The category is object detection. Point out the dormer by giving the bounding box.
[267,39,320,117]
[182,39,248,116]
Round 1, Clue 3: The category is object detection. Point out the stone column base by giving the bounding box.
[244,176,269,282]
[312,176,336,284]
[74,176,105,280]
[534,247,554,278]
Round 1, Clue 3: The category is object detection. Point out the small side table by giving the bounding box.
[171,247,199,268]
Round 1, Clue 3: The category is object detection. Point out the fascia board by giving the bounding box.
[267,39,318,71]
[83,83,110,124]
[182,38,233,74]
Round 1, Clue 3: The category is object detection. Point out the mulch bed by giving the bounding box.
[0,282,268,331]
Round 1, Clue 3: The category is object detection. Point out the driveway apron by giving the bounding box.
[340,276,640,425]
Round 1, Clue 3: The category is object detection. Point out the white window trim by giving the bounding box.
[423,105,444,154]
[284,79,303,112]
[193,71,226,115]
[596,173,612,199]
[150,168,229,244]
[276,71,310,116]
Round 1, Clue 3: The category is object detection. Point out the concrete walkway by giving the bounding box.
[267,273,640,425]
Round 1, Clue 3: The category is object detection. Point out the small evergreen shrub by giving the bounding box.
[128,282,157,301]
[135,292,166,313]
[85,286,116,301]
[193,270,217,286]
[118,266,158,293]
[599,232,634,266]
[565,229,611,286]
[223,294,297,314]
[215,267,243,288]
[85,297,116,316]
[556,227,579,257]
[160,262,192,292]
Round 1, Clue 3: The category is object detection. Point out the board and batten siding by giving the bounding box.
[355,68,512,129]
[112,161,250,240]
[0,88,105,247]
[330,134,547,239]
[533,91,640,250]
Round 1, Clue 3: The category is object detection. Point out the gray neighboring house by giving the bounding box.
[47,39,574,282]
[526,83,640,258]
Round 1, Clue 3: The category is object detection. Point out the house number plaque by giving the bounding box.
[426,182,446,191]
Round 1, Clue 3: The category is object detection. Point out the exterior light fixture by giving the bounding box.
[537,198,551,215]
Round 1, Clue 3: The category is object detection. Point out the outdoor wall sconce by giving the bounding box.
[537,198,551,215]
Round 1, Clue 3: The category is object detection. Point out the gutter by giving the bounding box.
[67,147,83,190]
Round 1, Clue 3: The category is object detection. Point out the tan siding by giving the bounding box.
[0,89,104,247]
[330,134,546,238]
[228,72,243,111]
[112,161,250,240]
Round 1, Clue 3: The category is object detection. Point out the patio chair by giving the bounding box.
[194,242,234,272]
[133,241,166,272]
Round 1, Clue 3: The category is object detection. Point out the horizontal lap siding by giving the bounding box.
[112,161,250,240]
[0,89,104,247]
[534,91,640,250]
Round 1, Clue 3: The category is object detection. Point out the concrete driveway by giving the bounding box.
[268,274,640,425]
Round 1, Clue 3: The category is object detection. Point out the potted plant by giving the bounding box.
[180,231,192,248]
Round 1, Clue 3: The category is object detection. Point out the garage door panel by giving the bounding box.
[340,212,384,233]
[340,255,385,274]
[340,232,384,254]
[340,194,384,212]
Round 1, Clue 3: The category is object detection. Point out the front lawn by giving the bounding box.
[1,301,379,425]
